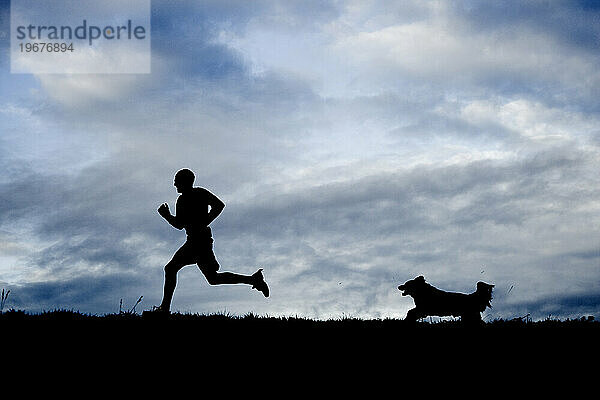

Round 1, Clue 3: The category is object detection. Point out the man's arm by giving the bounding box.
[158,203,184,230]
[204,191,225,226]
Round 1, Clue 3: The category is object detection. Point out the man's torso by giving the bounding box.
[176,187,213,238]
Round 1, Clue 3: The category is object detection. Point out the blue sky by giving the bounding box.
[0,0,599,320]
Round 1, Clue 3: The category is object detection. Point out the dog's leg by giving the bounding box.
[460,312,483,327]
[404,308,423,324]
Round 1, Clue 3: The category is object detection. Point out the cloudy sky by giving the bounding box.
[1,0,599,321]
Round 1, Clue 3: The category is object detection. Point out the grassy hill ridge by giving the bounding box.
[1,308,597,328]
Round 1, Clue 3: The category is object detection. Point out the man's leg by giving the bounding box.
[159,244,194,312]
[201,267,269,297]
[199,248,252,285]
[159,259,184,312]
[198,243,269,296]
[202,268,252,285]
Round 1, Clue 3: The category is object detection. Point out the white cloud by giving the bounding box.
[461,99,600,142]
[333,16,599,93]
[222,1,600,99]
[36,73,147,107]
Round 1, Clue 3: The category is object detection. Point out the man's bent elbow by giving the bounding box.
[214,200,225,211]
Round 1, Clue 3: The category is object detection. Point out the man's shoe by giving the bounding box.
[142,305,170,318]
[251,268,269,297]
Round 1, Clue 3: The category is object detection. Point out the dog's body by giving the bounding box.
[398,276,494,325]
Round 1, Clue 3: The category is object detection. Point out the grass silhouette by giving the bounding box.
[0,289,9,312]
[2,307,597,367]
[1,308,597,329]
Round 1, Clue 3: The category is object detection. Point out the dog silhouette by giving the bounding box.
[398,276,494,325]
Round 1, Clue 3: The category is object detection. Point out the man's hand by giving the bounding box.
[158,203,171,218]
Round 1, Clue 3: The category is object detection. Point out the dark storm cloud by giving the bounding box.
[563,248,600,262]
[5,272,149,314]
[0,145,183,275]
[151,2,250,80]
[222,146,589,240]
[391,110,519,145]
[454,1,600,111]
[149,0,340,82]
[456,0,600,51]
[495,291,600,321]
[548,293,600,317]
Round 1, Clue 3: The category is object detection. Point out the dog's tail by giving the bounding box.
[476,282,494,312]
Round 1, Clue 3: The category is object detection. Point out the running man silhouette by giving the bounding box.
[154,168,269,314]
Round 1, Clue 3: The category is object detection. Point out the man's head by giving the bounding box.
[174,168,195,193]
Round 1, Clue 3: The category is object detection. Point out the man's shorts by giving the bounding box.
[171,236,220,274]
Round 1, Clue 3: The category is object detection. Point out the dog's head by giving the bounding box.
[476,281,494,311]
[398,275,428,298]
